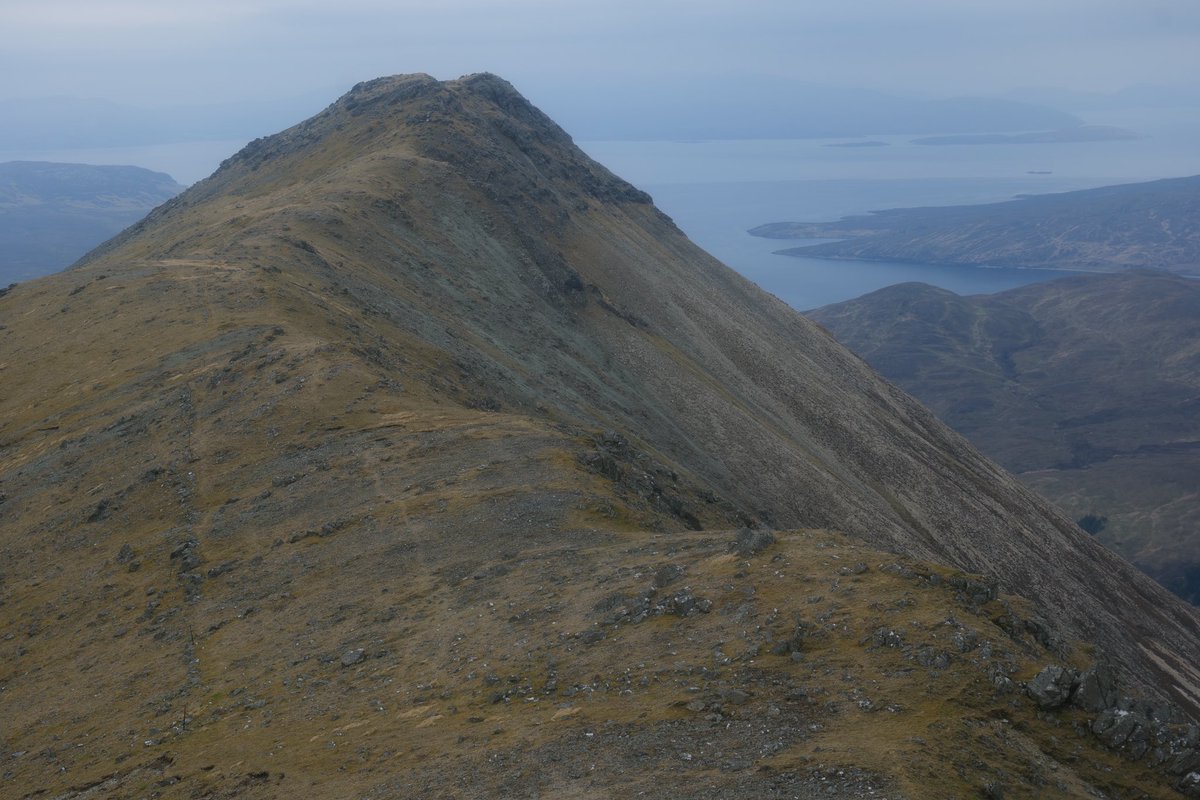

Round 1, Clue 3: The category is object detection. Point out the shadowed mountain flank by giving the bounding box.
[809,271,1200,606]
[3,75,1199,798]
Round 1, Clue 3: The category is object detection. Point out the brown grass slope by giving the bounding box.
[808,271,1200,605]
[1,74,1198,797]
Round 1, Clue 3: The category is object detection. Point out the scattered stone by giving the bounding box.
[989,665,1015,694]
[1027,665,1079,710]
[206,560,238,579]
[729,527,775,557]
[169,539,201,573]
[653,564,686,589]
[870,627,904,648]
[952,628,979,653]
[1094,710,1147,753]
[915,647,952,670]
[838,562,869,576]
[116,544,136,564]
[948,574,997,606]
[664,588,711,617]
[578,629,605,645]
[340,649,365,667]
[719,688,750,706]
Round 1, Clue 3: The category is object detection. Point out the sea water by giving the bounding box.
[579,107,1200,309]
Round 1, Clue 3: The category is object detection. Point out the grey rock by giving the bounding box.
[915,647,952,670]
[1072,662,1119,712]
[870,627,904,648]
[578,629,605,644]
[341,648,366,667]
[169,538,201,573]
[719,688,750,705]
[947,574,997,606]
[652,563,686,588]
[729,527,774,557]
[116,544,136,564]
[1093,707,1146,749]
[989,665,1015,694]
[1026,665,1079,709]
[952,628,979,653]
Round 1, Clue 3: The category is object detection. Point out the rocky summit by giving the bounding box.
[2,74,1199,798]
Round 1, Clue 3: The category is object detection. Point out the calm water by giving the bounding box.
[581,108,1200,309]
[636,179,1093,310]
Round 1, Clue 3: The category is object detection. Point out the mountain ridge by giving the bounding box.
[4,73,1200,798]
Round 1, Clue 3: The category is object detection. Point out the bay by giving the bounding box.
[580,108,1200,310]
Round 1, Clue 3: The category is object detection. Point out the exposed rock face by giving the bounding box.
[1027,665,1080,709]
[1075,662,1121,712]
[2,73,1200,797]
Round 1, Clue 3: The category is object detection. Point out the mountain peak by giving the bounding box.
[6,75,1200,797]
[78,73,652,267]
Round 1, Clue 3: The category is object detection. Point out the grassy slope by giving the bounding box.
[3,76,1200,798]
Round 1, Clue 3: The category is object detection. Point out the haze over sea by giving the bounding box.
[6,107,1199,310]
[584,106,1200,309]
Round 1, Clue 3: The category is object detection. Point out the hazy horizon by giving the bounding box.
[2,1,1198,145]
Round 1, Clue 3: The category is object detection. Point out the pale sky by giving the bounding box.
[2,0,1198,110]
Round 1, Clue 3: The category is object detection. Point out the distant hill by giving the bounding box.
[910,124,1139,146]
[751,175,1200,274]
[0,161,183,284]
[809,271,1200,604]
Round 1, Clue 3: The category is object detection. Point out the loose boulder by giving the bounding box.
[1026,665,1079,709]
[1073,662,1119,712]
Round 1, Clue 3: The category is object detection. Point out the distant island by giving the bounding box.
[0,161,183,284]
[750,174,1200,274]
[911,124,1139,146]
[824,140,890,148]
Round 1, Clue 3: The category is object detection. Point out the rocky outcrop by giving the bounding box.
[1023,659,1200,795]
